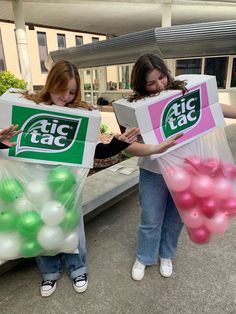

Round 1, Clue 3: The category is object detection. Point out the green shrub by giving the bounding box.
[0,71,27,96]
[100,123,109,134]
[122,150,134,159]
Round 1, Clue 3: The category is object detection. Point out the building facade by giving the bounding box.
[0,20,235,106]
[0,20,106,88]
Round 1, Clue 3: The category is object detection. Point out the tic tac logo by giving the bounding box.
[15,113,81,155]
[161,89,201,138]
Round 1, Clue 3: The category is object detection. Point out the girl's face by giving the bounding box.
[145,69,168,95]
[50,78,77,106]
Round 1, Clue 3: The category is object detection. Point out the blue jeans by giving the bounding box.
[136,168,183,265]
[36,215,87,281]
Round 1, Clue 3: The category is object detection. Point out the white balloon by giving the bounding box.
[25,181,51,205]
[60,229,79,253]
[0,233,21,260]
[13,196,35,213]
[37,225,65,250]
[41,201,65,226]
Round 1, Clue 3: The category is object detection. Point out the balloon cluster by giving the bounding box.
[165,156,236,245]
[0,166,82,261]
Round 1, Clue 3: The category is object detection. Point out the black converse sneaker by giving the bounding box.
[72,273,88,293]
[41,280,57,297]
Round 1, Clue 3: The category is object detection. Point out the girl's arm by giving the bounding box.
[94,127,139,159]
[126,133,183,156]
[221,103,236,119]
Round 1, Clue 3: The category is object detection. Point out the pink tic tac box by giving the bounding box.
[113,74,225,155]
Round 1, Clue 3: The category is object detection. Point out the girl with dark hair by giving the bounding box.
[126,52,236,281]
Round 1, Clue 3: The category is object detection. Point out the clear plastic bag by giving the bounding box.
[158,128,236,244]
[0,159,88,261]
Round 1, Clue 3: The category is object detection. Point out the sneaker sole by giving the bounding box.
[159,269,172,278]
[73,280,88,293]
[131,273,145,281]
[41,282,57,297]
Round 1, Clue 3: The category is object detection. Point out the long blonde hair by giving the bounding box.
[23,60,92,110]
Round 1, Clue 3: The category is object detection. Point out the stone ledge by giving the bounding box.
[83,156,139,220]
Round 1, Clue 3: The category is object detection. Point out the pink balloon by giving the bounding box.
[184,156,202,175]
[187,225,211,245]
[180,208,204,229]
[173,190,198,210]
[202,158,223,177]
[223,163,236,180]
[219,197,236,216]
[199,197,218,218]
[166,167,191,192]
[214,177,233,200]
[205,212,229,234]
[191,175,214,198]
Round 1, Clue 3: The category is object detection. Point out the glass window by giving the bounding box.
[83,70,91,91]
[106,66,117,90]
[75,35,83,46]
[204,57,228,89]
[231,58,236,88]
[57,34,66,49]
[0,30,6,71]
[118,65,130,89]
[92,37,99,43]
[37,32,48,73]
[84,92,91,103]
[176,59,201,76]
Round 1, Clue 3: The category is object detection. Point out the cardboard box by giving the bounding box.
[113,75,225,156]
[0,89,101,168]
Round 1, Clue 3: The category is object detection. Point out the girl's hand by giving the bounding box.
[115,127,140,144]
[0,124,22,147]
[157,133,183,153]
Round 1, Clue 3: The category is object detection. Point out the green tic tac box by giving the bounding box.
[0,89,101,168]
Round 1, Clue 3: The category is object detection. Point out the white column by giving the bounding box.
[12,0,33,90]
[98,67,107,94]
[161,0,175,71]
[161,0,172,28]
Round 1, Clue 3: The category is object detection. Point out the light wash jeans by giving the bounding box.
[36,215,87,281]
[136,168,183,265]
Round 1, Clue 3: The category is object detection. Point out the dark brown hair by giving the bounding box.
[128,53,187,102]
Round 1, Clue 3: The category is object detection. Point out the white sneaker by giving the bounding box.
[73,273,88,293]
[41,280,57,297]
[159,258,173,277]
[131,259,146,281]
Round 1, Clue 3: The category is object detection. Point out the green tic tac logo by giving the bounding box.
[161,89,201,138]
[15,113,81,155]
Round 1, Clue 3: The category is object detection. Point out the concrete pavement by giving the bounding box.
[1,121,236,313]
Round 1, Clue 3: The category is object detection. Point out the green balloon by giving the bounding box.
[0,177,24,203]
[0,209,18,231]
[56,190,76,209]
[16,211,43,236]
[48,166,76,193]
[20,238,43,257]
[60,208,80,230]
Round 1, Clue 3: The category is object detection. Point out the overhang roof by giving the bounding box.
[46,19,236,68]
[1,0,236,36]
